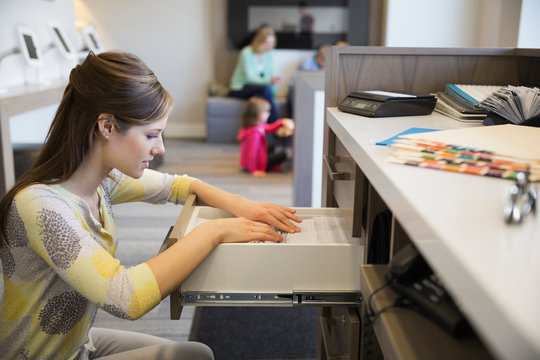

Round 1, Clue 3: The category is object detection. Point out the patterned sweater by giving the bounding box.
[0,169,197,360]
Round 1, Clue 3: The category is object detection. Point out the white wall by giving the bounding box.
[273,49,313,96]
[0,0,78,145]
[0,0,78,86]
[385,0,522,47]
[518,0,540,48]
[74,0,311,138]
[2,0,537,144]
[74,0,214,138]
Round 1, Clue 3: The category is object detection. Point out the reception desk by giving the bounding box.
[325,107,539,359]
[320,46,540,359]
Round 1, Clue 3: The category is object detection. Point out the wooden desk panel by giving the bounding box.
[360,265,493,360]
[324,47,540,108]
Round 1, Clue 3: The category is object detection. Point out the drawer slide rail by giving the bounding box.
[181,291,362,306]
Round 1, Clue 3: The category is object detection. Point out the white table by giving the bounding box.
[326,107,540,360]
[0,79,65,196]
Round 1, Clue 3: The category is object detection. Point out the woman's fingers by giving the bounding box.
[253,221,288,242]
[265,206,302,233]
[250,223,283,243]
[228,200,303,235]
[218,218,283,243]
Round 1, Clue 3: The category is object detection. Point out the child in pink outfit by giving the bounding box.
[237,97,295,177]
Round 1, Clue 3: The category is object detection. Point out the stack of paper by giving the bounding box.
[277,215,350,244]
[434,95,487,123]
[446,84,500,105]
[478,86,540,124]
[433,84,500,123]
[192,215,355,245]
[386,124,540,181]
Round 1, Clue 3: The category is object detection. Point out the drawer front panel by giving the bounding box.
[176,206,364,306]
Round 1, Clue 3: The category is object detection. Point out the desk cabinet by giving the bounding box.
[324,136,367,239]
[322,108,488,359]
[360,265,491,360]
[321,47,540,360]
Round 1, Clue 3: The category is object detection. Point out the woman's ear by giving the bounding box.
[98,114,115,139]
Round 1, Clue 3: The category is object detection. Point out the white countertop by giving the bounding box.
[0,78,66,100]
[327,107,540,360]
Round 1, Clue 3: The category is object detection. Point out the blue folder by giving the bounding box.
[376,127,439,146]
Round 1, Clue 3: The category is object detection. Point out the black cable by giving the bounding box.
[366,275,415,325]
[369,296,409,323]
[366,276,394,320]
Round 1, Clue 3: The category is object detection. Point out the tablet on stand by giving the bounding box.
[17,25,44,85]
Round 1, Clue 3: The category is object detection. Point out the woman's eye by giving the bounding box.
[147,134,159,139]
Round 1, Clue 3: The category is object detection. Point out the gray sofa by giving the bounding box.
[206,96,289,143]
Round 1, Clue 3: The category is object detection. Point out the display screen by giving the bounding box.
[23,34,38,59]
[227,0,370,50]
[53,27,70,53]
[89,34,99,49]
[353,102,369,109]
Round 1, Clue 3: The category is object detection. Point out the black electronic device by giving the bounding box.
[338,90,437,117]
[386,244,472,338]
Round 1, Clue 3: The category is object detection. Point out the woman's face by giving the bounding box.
[260,35,275,53]
[108,116,167,179]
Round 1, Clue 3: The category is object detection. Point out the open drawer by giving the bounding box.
[158,195,364,318]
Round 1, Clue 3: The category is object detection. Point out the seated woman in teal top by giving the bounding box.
[229,26,282,124]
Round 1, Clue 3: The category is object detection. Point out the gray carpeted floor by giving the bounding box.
[191,306,317,360]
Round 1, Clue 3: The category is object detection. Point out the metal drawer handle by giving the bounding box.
[324,155,350,181]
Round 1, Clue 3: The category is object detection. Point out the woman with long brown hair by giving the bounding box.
[0,51,300,359]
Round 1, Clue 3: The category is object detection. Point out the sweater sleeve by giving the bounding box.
[263,119,285,133]
[105,168,197,205]
[15,187,161,320]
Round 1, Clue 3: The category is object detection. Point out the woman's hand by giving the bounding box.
[199,217,284,244]
[188,181,302,233]
[230,198,302,234]
[275,118,295,137]
[271,75,283,84]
